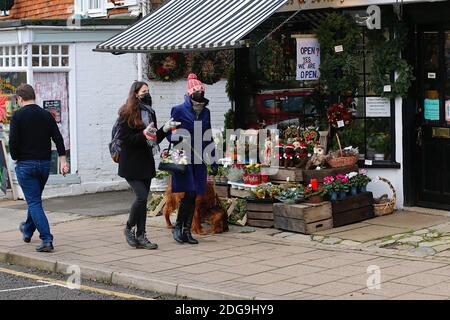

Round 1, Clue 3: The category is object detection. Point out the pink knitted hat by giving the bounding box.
[186,73,205,95]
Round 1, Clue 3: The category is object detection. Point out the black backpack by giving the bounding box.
[109,120,122,163]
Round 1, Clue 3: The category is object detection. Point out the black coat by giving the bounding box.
[117,114,166,180]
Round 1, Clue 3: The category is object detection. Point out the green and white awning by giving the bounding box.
[95,0,288,53]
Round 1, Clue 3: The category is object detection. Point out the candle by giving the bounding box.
[311,179,318,191]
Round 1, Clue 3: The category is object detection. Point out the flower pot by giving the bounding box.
[243,174,249,184]
[329,191,338,201]
[360,186,367,193]
[339,191,347,200]
[351,186,358,196]
[308,195,323,204]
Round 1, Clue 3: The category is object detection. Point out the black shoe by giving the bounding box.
[19,222,31,243]
[135,233,158,250]
[172,221,184,244]
[36,242,54,253]
[182,215,198,245]
[124,226,137,248]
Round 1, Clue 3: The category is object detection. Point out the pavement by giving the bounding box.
[0,192,449,300]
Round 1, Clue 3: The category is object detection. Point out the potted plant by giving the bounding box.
[152,170,170,191]
[245,164,261,185]
[227,164,244,184]
[275,185,305,204]
[250,183,281,200]
[347,171,359,196]
[369,133,389,161]
[356,169,371,193]
[334,174,350,200]
[323,176,337,201]
[304,185,326,203]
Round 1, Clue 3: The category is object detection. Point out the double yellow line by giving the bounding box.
[0,267,154,300]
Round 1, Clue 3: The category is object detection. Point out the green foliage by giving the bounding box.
[315,13,361,95]
[367,24,415,98]
[225,66,234,102]
[228,199,247,225]
[258,39,285,83]
[369,132,390,155]
[191,51,226,85]
[224,108,235,129]
[155,170,170,179]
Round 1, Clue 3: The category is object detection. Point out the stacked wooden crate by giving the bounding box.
[331,192,375,227]
[246,201,276,228]
[273,202,333,234]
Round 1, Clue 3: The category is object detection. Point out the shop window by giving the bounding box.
[0,72,28,151]
[34,73,71,175]
[32,45,70,68]
[0,46,28,69]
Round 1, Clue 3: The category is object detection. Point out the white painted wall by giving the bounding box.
[366,97,404,208]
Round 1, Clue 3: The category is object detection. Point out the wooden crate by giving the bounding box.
[230,188,252,198]
[273,202,333,234]
[331,192,375,227]
[269,167,303,182]
[302,165,358,183]
[214,183,230,198]
[246,201,275,228]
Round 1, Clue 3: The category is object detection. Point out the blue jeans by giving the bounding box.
[15,160,53,243]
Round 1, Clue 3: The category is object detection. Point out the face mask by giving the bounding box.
[139,92,152,106]
[191,92,205,103]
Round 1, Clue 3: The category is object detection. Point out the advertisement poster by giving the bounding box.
[366,97,391,117]
[296,36,320,81]
[43,100,62,123]
[424,99,440,121]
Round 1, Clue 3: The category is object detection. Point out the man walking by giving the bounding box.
[9,84,69,252]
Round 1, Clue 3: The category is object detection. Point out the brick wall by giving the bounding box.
[0,0,73,20]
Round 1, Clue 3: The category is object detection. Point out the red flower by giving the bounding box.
[155,66,166,75]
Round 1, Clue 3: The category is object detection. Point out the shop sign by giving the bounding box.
[445,100,450,122]
[424,99,440,121]
[295,36,320,81]
[366,97,390,117]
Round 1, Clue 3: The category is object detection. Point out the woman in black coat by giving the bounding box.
[118,81,178,249]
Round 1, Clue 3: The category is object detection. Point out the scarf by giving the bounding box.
[191,100,206,118]
[140,103,160,156]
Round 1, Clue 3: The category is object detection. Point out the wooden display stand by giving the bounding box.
[214,182,230,198]
[273,202,333,234]
[302,164,358,183]
[270,167,303,182]
[246,200,276,228]
[331,192,375,227]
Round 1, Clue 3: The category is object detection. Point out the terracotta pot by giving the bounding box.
[308,195,323,204]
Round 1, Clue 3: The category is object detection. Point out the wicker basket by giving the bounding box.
[373,176,396,216]
[327,133,359,168]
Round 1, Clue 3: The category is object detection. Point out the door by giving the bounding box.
[416,28,450,209]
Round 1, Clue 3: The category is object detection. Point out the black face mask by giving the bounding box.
[139,93,152,106]
[191,92,205,103]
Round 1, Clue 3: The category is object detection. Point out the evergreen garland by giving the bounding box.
[258,38,285,82]
[315,13,361,96]
[191,51,226,85]
[367,24,415,98]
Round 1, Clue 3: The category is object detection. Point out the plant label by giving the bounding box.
[334,45,343,53]
[383,85,391,92]
[427,72,436,79]
[364,159,373,166]
[337,120,345,128]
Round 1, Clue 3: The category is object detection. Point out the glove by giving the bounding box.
[210,166,218,176]
[163,118,181,133]
[143,123,157,140]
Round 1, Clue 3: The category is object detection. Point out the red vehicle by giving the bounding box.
[250,88,315,128]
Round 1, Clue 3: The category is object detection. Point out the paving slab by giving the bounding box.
[324,225,410,242]
[366,212,447,229]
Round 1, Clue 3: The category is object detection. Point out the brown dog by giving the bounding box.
[163,177,229,235]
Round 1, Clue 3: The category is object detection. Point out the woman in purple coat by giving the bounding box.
[168,74,218,244]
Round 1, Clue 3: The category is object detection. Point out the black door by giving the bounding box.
[415,28,450,209]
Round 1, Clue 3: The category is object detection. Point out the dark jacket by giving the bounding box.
[9,104,66,161]
[167,95,217,195]
[117,110,165,180]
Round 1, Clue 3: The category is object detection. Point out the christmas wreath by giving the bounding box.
[259,38,285,82]
[148,52,186,82]
[327,103,352,128]
[191,52,226,85]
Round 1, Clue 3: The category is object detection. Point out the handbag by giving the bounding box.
[158,142,187,174]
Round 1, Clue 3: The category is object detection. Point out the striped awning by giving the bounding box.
[95,0,288,53]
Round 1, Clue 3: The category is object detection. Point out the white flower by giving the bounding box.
[348,172,358,179]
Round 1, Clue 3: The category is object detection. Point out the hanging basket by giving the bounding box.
[372,176,396,216]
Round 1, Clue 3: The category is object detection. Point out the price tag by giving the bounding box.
[428,72,436,79]
[334,45,343,53]
[364,159,373,166]
[337,120,345,128]
[383,85,392,92]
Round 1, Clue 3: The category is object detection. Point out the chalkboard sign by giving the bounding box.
[43,100,62,123]
[0,140,12,195]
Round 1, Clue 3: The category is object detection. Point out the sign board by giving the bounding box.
[446,100,450,122]
[424,99,440,121]
[0,140,13,196]
[43,100,62,123]
[366,97,391,117]
[295,36,320,81]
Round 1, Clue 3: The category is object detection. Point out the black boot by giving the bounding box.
[135,232,158,250]
[182,214,198,245]
[172,219,184,244]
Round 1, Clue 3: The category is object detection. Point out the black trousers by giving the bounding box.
[178,192,197,225]
[126,179,151,235]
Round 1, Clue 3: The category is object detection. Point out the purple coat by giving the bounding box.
[167,95,217,195]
